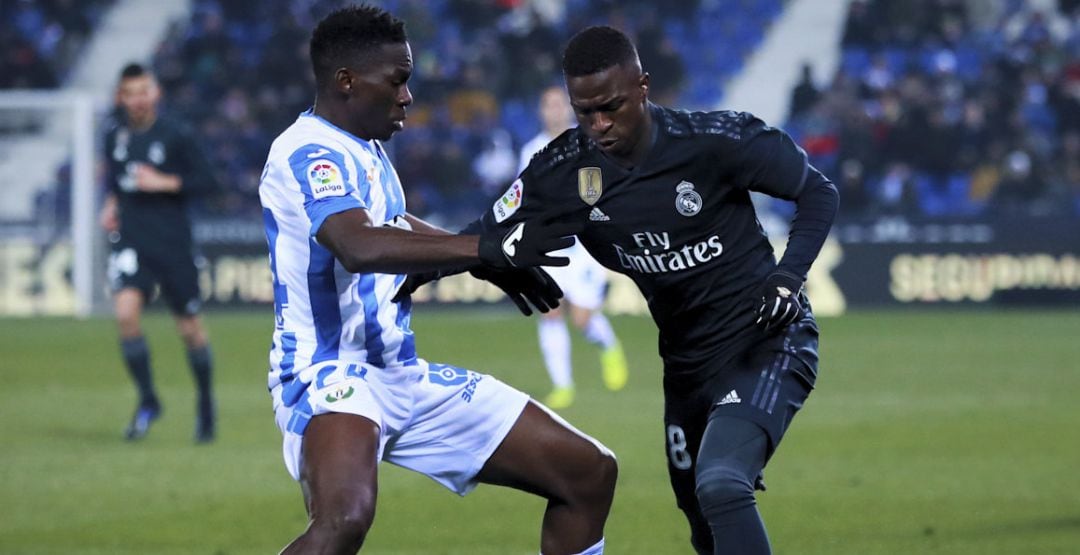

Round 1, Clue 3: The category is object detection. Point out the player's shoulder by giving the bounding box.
[654,104,767,144]
[523,128,595,179]
[270,116,364,167]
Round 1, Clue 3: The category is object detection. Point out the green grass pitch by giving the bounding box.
[2,308,1078,554]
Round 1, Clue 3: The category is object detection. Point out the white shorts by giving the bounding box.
[272,358,530,495]
[544,241,609,311]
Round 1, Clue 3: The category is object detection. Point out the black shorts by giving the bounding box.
[662,314,819,535]
[107,239,202,315]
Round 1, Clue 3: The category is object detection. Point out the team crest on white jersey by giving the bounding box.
[493,179,523,222]
[675,181,702,216]
[578,167,603,205]
[307,159,346,199]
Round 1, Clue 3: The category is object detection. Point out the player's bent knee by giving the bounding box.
[571,445,618,506]
[694,463,756,516]
[307,508,374,550]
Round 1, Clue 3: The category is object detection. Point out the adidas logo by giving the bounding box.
[718,390,741,405]
[589,207,610,221]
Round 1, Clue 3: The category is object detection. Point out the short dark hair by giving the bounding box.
[562,26,639,77]
[310,4,407,87]
[119,62,150,80]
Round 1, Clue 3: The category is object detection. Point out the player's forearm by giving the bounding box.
[326,226,481,274]
[135,169,182,193]
[159,174,182,192]
[777,169,838,280]
[403,213,453,235]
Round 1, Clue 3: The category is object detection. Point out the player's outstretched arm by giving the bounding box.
[319,208,579,275]
[318,208,480,274]
[390,214,571,315]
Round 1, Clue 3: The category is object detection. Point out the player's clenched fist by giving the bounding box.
[478,221,580,268]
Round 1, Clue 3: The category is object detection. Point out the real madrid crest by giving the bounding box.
[148,141,166,165]
[578,167,603,205]
[675,181,702,216]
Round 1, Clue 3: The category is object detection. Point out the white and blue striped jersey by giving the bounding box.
[259,110,415,392]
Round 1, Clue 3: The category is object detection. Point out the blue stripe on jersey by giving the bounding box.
[263,208,289,329]
[281,373,306,408]
[279,332,297,382]
[395,293,417,364]
[355,274,387,365]
[305,196,363,238]
[285,390,312,434]
[308,239,342,364]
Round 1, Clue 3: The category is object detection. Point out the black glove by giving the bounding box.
[478,221,580,268]
[755,271,804,334]
[391,267,466,303]
[471,266,563,315]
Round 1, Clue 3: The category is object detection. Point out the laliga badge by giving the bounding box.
[675,180,702,216]
[578,167,603,205]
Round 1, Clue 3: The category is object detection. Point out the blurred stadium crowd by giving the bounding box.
[141,0,780,224]
[788,0,1080,221]
[1,0,1077,226]
[0,0,114,88]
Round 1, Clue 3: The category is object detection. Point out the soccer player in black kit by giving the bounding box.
[451,27,837,554]
[100,63,219,443]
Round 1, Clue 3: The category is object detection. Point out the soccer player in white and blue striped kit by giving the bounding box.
[258,6,615,555]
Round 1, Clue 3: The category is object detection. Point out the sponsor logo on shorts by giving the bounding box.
[718,390,741,405]
[428,363,484,403]
[324,384,355,403]
[460,373,484,403]
[428,363,469,386]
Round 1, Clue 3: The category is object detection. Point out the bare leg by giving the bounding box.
[174,314,209,349]
[476,401,617,555]
[281,413,380,555]
[114,288,144,339]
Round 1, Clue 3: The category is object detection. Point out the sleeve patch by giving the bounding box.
[492,179,524,223]
[307,159,346,199]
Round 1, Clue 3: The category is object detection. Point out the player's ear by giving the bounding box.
[640,72,650,100]
[333,68,354,94]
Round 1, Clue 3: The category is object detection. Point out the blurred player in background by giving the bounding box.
[99,63,218,443]
[456,26,839,555]
[518,85,628,409]
[260,6,615,554]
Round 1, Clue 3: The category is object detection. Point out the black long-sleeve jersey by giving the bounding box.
[478,104,838,380]
[104,115,217,251]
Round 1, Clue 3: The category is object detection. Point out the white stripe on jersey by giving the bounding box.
[260,110,415,390]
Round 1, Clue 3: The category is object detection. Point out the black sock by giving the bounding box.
[121,336,157,407]
[187,344,214,404]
